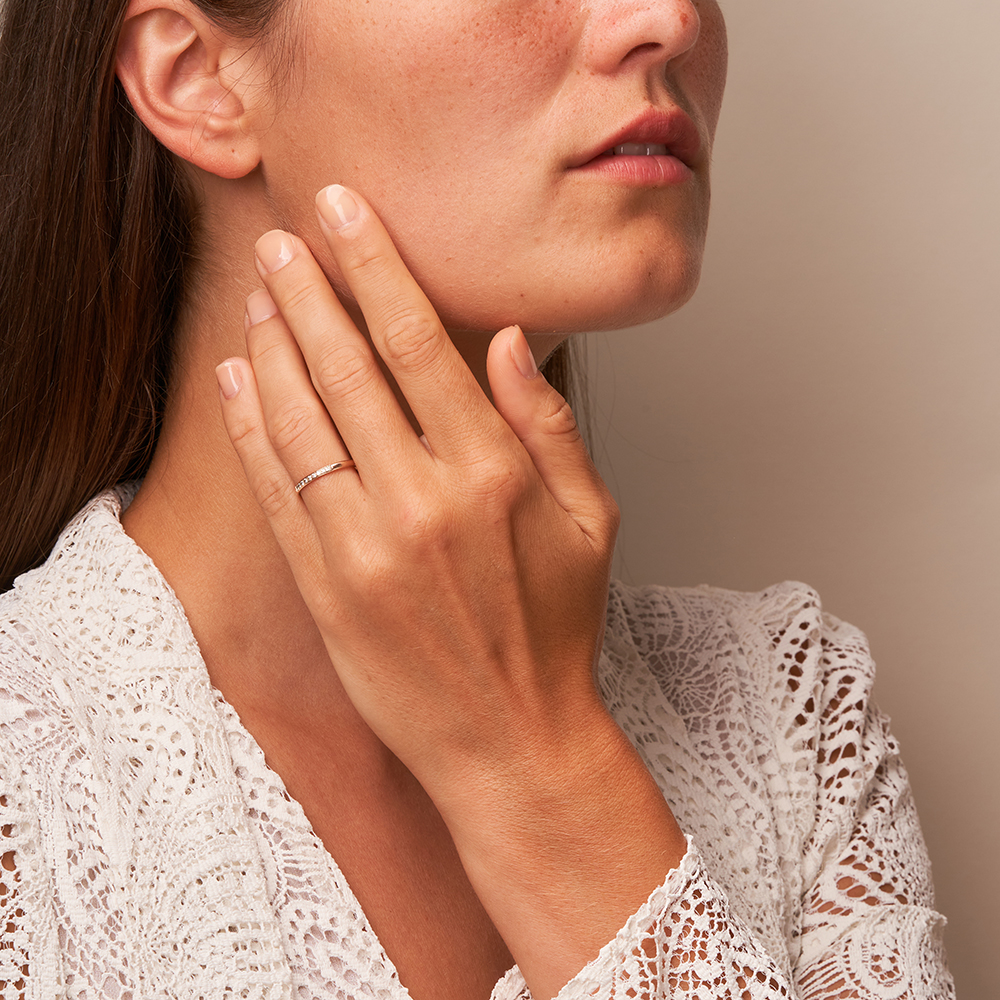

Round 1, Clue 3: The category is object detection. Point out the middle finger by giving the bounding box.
[253,229,422,478]
[314,185,511,463]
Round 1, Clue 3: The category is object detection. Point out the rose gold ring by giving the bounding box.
[294,460,357,493]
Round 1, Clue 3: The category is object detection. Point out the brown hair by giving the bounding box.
[0,0,572,593]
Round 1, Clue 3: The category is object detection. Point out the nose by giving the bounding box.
[582,0,701,76]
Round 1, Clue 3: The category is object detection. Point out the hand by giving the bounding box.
[218,184,618,792]
[217,185,685,999]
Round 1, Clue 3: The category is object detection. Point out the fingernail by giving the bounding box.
[316,185,360,230]
[216,360,243,400]
[509,326,538,379]
[255,230,295,273]
[246,288,278,326]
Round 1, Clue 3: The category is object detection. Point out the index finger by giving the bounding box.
[315,185,508,461]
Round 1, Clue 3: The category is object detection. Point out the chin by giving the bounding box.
[584,263,704,332]
[442,255,704,336]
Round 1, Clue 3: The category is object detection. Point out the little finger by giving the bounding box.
[215,355,326,571]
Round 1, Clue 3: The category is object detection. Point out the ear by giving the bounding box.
[116,0,265,178]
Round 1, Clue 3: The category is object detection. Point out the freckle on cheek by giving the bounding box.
[472,1,575,67]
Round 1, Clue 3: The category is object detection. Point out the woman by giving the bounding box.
[0,0,953,997]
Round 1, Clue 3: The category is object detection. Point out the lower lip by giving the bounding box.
[572,154,693,186]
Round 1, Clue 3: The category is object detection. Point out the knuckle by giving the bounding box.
[226,410,263,455]
[539,392,582,443]
[342,534,399,601]
[279,279,324,318]
[485,455,525,496]
[313,348,377,402]
[464,451,527,502]
[396,494,447,544]
[248,334,287,374]
[379,308,443,371]
[344,241,393,281]
[382,493,457,563]
[253,472,298,522]
[268,401,317,455]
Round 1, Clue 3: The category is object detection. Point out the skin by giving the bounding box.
[114,2,729,999]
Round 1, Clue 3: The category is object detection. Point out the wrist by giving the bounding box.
[441,700,683,865]
[424,687,620,823]
[428,700,686,999]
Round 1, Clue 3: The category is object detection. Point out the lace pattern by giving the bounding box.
[0,490,953,999]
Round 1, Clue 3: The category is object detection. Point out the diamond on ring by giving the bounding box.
[294,460,357,493]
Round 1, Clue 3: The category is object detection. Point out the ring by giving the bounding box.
[294,460,357,493]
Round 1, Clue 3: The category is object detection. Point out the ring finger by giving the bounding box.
[244,288,361,517]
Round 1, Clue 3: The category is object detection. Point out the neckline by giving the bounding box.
[80,487,422,1000]
[209,684,416,1000]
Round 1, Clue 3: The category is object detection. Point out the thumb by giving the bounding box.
[487,326,617,539]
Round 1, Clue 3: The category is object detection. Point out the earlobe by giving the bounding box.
[115,0,263,178]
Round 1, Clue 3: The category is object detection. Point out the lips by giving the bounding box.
[572,108,703,171]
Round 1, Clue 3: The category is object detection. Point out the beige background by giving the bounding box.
[582,2,998,995]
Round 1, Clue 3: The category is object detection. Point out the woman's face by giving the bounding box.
[259,0,728,335]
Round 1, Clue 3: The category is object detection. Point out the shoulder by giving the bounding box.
[0,485,185,771]
[604,577,876,717]
[1,489,123,694]
[0,568,72,769]
[599,580,895,965]
[601,578,890,850]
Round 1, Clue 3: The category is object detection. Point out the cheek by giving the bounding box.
[276,2,583,306]
[312,1,582,256]
[273,1,714,334]
[387,2,579,147]
[689,2,728,135]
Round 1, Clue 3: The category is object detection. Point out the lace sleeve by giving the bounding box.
[1,761,34,1000]
[492,797,951,1000]
[491,588,954,1000]
[491,838,796,1000]
[1,633,62,1000]
[793,705,952,999]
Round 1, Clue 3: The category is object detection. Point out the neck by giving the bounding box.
[121,199,561,727]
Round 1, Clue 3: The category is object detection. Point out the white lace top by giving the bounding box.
[0,489,953,1000]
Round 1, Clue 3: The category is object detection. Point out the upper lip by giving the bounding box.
[571,107,703,170]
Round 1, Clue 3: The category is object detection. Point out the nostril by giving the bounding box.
[625,42,662,62]
[618,41,666,72]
